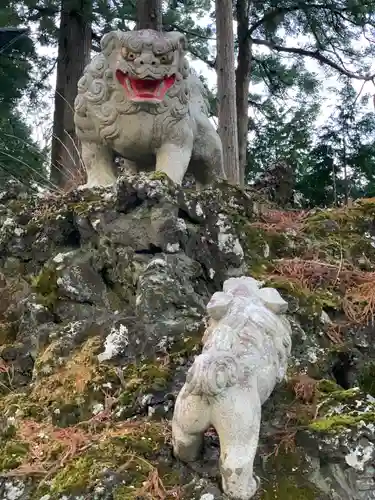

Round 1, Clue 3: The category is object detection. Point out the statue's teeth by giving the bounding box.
[125,77,132,93]
[156,81,165,97]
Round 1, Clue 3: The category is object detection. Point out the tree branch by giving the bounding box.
[91,29,101,52]
[188,46,216,68]
[252,39,375,81]
[91,29,101,44]
[27,5,60,21]
[168,25,215,41]
[248,3,348,36]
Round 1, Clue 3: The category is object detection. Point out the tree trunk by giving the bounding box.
[215,0,240,185]
[50,0,92,189]
[235,0,252,186]
[136,0,162,31]
[342,136,348,205]
[332,160,338,207]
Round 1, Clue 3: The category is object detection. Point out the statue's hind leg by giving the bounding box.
[172,390,211,462]
[192,117,226,188]
[211,386,261,500]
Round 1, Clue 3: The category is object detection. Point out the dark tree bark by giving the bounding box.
[235,0,252,186]
[215,0,240,185]
[136,0,162,31]
[50,0,92,189]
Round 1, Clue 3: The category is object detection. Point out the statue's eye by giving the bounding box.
[121,48,137,61]
[160,54,172,64]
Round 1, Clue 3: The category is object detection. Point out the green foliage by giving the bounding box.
[245,0,375,205]
[3,0,375,199]
[247,78,375,207]
[19,0,214,63]
[0,3,51,104]
[247,100,319,179]
[295,144,339,207]
[303,81,375,206]
[0,4,48,186]
[249,0,375,90]
[0,111,47,186]
[0,30,33,112]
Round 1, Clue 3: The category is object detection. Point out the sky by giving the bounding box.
[27,14,375,149]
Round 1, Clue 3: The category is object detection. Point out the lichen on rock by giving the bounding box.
[1,174,375,498]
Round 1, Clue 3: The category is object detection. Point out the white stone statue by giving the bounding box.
[74,29,225,189]
[172,276,292,500]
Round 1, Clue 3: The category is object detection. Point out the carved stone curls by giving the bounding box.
[74,29,225,189]
[172,276,292,500]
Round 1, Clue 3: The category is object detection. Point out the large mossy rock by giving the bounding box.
[1,175,375,499]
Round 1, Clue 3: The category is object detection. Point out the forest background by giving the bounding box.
[2,0,375,207]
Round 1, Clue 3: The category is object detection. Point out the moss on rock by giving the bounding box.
[0,420,173,498]
[49,456,96,494]
[31,264,59,310]
[0,439,29,471]
[316,379,342,396]
[149,170,173,183]
[307,384,375,433]
[169,332,202,358]
[116,359,172,415]
[260,448,321,500]
[308,411,375,433]
[264,275,341,319]
[0,321,17,345]
[4,174,375,499]
[358,362,375,397]
[29,336,105,424]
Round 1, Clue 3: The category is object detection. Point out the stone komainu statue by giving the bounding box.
[74,29,225,189]
[172,276,293,500]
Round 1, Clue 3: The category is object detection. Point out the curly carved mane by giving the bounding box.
[203,294,291,360]
[74,29,195,143]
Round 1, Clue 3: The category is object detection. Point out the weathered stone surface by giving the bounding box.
[172,277,293,500]
[1,174,375,498]
[74,29,225,189]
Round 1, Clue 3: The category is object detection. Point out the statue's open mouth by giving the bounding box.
[116,70,176,102]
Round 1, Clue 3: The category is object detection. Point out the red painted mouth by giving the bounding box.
[116,70,176,102]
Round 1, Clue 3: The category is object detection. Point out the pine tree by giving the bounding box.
[0,12,47,186]
[235,0,375,185]
[215,0,240,184]
[6,0,375,195]
[316,81,375,204]
[49,0,92,188]
[136,0,162,31]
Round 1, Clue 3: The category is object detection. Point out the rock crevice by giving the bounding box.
[1,175,375,499]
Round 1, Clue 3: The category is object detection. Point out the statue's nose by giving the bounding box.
[135,53,160,68]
